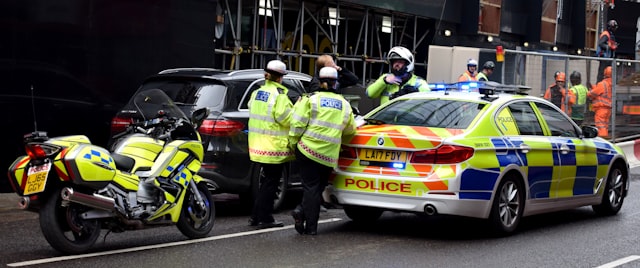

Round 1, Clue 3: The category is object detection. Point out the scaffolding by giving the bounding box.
[212,0,437,84]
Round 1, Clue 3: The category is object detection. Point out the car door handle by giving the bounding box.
[560,144,570,154]
[519,144,530,153]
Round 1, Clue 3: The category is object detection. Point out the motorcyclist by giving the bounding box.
[458,59,479,82]
[366,46,430,105]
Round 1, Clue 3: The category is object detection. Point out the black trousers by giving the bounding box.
[597,60,612,82]
[295,149,333,233]
[251,162,284,223]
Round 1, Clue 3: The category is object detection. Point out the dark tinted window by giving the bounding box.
[535,102,578,137]
[368,99,485,129]
[138,79,226,112]
[506,101,543,136]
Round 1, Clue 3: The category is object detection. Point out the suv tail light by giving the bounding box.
[411,145,474,164]
[111,116,133,134]
[199,119,245,137]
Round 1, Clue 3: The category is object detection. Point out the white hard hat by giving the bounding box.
[318,67,338,80]
[265,60,288,75]
[387,46,415,73]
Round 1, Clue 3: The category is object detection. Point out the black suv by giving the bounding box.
[110,68,311,209]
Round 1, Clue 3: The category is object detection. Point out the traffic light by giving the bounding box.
[496,46,504,62]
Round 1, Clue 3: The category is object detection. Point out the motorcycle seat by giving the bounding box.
[112,153,136,173]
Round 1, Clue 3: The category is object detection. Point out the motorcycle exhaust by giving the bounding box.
[60,187,116,212]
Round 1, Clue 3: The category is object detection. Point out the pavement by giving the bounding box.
[0,192,21,211]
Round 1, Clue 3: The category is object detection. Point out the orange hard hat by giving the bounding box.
[604,66,612,78]
[555,72,566,82]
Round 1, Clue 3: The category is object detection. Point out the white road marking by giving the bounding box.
[7,218,343,267]
[595,255,640,268]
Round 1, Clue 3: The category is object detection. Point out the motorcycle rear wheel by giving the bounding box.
[177,183,215,238]
[39,190,101,254]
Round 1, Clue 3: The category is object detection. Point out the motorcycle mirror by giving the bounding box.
[191,108,210,127]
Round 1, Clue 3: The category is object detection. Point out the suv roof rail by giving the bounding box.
[158,68,223,74]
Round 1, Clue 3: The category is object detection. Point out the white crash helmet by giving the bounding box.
[264,60,288,75]
[387,46,415,73]
[467,59,478,67]
[319,66,338,80]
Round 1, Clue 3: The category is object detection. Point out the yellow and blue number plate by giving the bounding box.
[359,148,407,162]
[24,162,51,195]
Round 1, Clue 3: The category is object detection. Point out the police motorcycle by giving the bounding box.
[7,88,215,254]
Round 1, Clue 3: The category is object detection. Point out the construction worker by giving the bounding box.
[366,46,429,105]
[247,59,294,229]
[588,66,613,138]
[290,67,357,235]
[597,19,619,82]
[458,59,479,81]
[568,71,589,125]
[476,61,495,82]
[308,54,359,93]
[543,72,575,114]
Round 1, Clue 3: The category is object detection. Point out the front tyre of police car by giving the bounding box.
[592,162,627,216]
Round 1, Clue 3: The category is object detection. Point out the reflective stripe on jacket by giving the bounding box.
[289,91,357,167]
[248,80,295,164]
[365,74,430,105]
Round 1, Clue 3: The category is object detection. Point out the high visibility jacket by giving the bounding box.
[597,30,617,58]
[289,91,357,168]
[248,80,295,164]
[569,84,589,120]
[544,84,575,114]
[476,72,489,81]
[588,78,612,109]
[458,71,478,82]
[366,74,430,105]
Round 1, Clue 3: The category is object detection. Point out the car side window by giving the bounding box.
[239,78,304,109]
[535,102,578,137]
[505,101,544,136]
[240,79,265,110]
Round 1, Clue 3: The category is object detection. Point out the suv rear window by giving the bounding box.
[138,79,226,112]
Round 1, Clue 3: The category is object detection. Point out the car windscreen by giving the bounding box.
[367,99,486,129]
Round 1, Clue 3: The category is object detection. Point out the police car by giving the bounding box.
[327,82,629,235]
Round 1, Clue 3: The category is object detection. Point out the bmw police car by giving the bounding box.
[327,82,629,235]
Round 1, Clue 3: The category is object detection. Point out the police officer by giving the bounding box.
[476,61,495,82]
[568,71,589,125]
[247,59,294,229]
[458,59,479,82]
[290,67,357,235]
[366,46,430,105]
[588,66,613,138]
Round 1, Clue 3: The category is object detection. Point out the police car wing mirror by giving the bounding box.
[581,125,598,139]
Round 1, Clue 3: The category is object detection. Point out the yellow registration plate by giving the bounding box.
[24,162,52,195]
[359,149,407,162]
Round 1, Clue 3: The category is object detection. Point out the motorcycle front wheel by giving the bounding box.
[39,190,101,254]
[177,183,215,238]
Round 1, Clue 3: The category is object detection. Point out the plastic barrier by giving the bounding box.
[616,139,640,168]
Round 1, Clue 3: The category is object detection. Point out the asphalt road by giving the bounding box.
[1,169,640,268]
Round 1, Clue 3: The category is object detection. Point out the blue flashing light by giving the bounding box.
[392,163,405,169]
